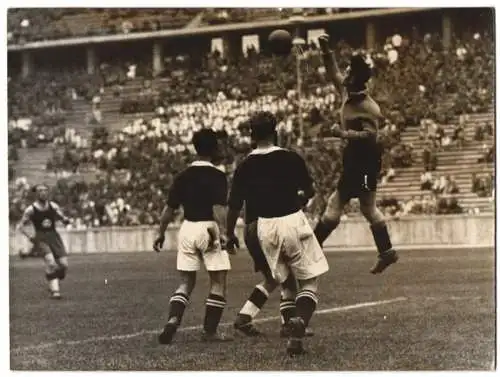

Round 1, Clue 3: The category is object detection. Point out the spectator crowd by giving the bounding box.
[8,8,202,44]
[8,20,495,227]
[8,8,375,45]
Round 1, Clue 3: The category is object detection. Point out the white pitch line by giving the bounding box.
[11,297,407,354]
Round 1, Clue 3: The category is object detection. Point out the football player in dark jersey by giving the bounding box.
[16,184,71,299]
[313,34,398,274]
[153,129,233,344]
[226,112,329,356]
[232,116,314,339]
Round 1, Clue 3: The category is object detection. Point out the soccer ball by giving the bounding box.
[268,29,293,56]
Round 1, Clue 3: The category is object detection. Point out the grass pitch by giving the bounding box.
[10,247,495,370]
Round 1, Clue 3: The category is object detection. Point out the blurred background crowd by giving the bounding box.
[8,8,495,228]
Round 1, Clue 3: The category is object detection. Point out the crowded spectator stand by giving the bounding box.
[8,11,494,228]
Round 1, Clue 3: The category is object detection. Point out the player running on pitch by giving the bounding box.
[226,111,329,356]
[312,34,398,274]
[153,128,233,344]
[16,184,72,299]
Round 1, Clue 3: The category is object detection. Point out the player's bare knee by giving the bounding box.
[44,252,55,264]
[322,192,344,225]
[208,270,228,297]
[322,211,341,228]
[371,208,386,224]
[44,255,58,274]
[57,257,68,270]
[297,277,319,294]
[44,261,59,279]
[209,282,225,297]
[45,264,58,275]
[55,259,68,280]
[360,204,375,221]
[178,271,197,295]
[280,287,296,301]
[360,205,384,225]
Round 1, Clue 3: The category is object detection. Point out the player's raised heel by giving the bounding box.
[158,322,178,345]
[234,320,264,337]
[370,249,398,274]
[201,331,234,342]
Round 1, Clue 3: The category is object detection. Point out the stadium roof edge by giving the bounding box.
[7,8,436,51]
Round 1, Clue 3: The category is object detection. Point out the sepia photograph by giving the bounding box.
[7,6,496,371]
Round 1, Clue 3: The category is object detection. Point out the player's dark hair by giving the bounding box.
[32,183,48,193]
[249,111,277,142]
[192,128,219,157]
[349,54,372,86]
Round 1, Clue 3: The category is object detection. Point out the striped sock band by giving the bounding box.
[295,289,318,327]
[279,299,296,325]
[239,284,269,318]
[168,292,189,324]
[204,294,226,334]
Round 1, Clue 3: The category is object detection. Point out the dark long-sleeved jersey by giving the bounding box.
[229,147,314,221]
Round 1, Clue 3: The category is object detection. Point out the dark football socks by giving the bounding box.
[313,218,339,246]
[237,285,269,323]
[167,292,190,325]
[280,299,297,325]
[204,294,226,334]
[295,290,318,328]
[56,266,67,280]
[370,221,393,254]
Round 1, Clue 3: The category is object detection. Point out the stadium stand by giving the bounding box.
[8,8,202,43]
[8,9,495,227]
[7,8,374,44]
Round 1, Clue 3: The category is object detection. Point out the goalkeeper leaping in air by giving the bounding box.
[312,33,398,274]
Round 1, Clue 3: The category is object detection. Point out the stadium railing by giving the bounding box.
[9,214,494,255]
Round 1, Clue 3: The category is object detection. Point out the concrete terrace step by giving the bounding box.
[397,163,493,173]
[394,170,491,180]
[381,177,475,186]
[13,147,53,184]
[377,188,493,202]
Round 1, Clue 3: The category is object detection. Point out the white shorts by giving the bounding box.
[177,220,231,272]
[257,210,329,283]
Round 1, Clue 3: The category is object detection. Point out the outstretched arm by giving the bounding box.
[318,34,345,98]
